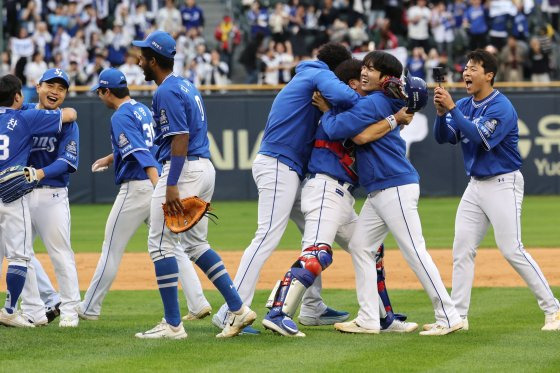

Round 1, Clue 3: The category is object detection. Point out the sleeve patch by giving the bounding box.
[479,119,498,139]
[118,133,130,148]
[159,109,169,125]
[65,140,78,155]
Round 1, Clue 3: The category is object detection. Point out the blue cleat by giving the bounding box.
[240,325,261,335]
[298,307,350,326]
[262,311,306,337]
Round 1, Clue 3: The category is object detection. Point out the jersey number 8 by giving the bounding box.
[0,135,9,160]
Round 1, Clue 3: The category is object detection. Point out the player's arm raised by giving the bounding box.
[61,107,77,123]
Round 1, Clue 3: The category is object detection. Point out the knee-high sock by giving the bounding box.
[5,265,27,314]
[154,257,180,327]
[196,250,243,312]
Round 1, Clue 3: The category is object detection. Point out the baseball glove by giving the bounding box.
[162,196,215,234]
[0,166,39,204]
[381,76,407,100]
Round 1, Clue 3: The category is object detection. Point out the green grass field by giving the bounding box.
[2,289,560,372]
[33,196,560,253]
[9,196,560,372]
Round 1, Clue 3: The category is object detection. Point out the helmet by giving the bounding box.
[404,72,428,113]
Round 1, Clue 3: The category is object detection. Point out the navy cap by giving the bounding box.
[132,31,176,59]
[39,68,70,88]
[90,68,128,91]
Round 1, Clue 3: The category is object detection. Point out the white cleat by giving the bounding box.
[135,319,188,339]
[182,305,212,321]
[423,317,468,331]
[542,312,560,331]
[381,319,418,333]
[216,305,257,338]
[334,319,380,334]
[0,308,35,328]
[24,314,49,327]
[419,322,463,336]
[76,305,99,321]
[59,316,79,328]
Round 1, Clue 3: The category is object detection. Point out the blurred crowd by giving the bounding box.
[1,0,559,97]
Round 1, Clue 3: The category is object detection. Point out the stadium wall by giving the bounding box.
[65,89,560,203]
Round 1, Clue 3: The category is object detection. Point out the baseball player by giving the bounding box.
[16,68,80,327]
[315,51,463,336]
[262,58,419,336]
[78,68,211,322]
[0,74,77,328]
[432,49,560,331]
[132,31,256,339]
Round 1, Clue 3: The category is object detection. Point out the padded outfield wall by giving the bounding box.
[62,89,560,203]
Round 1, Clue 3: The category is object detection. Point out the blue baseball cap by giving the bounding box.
[90,68,128,91]
[39,68,70,88]
[132,31,176,59]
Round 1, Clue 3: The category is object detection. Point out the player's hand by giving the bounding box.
[91,155,112,173]
[165,185,184,216]
[394,107,414,126]
[434,87,455,112]
[312,91,331,113]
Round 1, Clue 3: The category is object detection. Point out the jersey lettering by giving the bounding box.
[194,95,205,121]
[32,136,58,152]
[0,134,9,160]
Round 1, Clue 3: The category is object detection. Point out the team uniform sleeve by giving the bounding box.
[157,87,189,138]
[20,103,37,110]
[314,69,360,110]
[433,113,460,144]
[55,121,80,171]
[112,111,159,168]
[21,109,62,135]
[472,100,516,151]
[321,96,390,140]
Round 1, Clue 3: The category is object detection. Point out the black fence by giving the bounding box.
[63,89,560,203]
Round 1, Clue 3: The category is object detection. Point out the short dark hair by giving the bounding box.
[362,51,403,78]
[466,49,498,85]
[317,42,352,71]
[141,47,174,71]
[0,74,22,107]
[99,87,130,99]
[334,58,362,84]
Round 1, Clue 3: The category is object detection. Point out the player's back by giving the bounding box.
[151,74,210,162]
[0,108,61,169]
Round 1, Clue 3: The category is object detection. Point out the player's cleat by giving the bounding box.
[182,305,212,321]
[542,312,560,331]
[381,319,418,333]
[0,308,35,328]
[45,302,61,323]
[262,313,305,337]
[334,319,380,334]
[240,325,261,335]
[211,313,226,329]
[216,305,257,338]
[419,322,463,336]
[299,307,350,326]
[423,317,468,331]
[135,319,188,339]
[75,305,99,321]
[24,314,49,327]
[59,316,79,328]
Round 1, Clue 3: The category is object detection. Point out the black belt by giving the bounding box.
[308,173,355,193]
[163,155,201,164]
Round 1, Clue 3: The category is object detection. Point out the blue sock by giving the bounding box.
[5,265,27,314]
[154,257,180,327]
[196,249,242,312]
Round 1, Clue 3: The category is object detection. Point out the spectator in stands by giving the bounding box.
[318,0,340,32]
[33,21,53,61]
[115,3,136,41]
[512,2,530,42]
[80,3,101,44]
[0,52,11,77]
[86,51,109,86]
[10,27,34,70]
[464,0,488,51]
[408,47,427,80]
[269,2,289,42]
[425,48,441,83]
[500,35,526,81]
[377,18,399,50]
[542,0,560,31]
[239,31,265,83]
[260,44,280,85]
[48,3,70,32]
[105,23,132,66]
[119,53,145,86]
[348,17,369,51]
[407,0,432,52]
[132,3,153,40]
[529,37,551,82]
[488,0,515,50]
[67,60,88,88]
[274,40,295,84]
[247,1,270,38]
[24,51,47,89]
[215,15,242,79]
[20,0,41,35]
[67,29,88,68]
[431,1,455,59]
[181,0,205,32]
[184,59,201,85]
[157,0,183,36]
[201,49,229,86]
[66,1,81,36]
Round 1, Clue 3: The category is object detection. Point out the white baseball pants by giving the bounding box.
[350,183,461,330]
[451,170,560,317]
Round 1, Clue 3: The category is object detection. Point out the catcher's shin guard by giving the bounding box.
[265,244,333,317]
[375,244,396,329]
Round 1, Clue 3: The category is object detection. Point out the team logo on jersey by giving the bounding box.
[117,133,130,148]
[159,109,169,125]
[32,136,57,152]
[483,119,498,134]
[65,140,77,155]
[7,118,18,131]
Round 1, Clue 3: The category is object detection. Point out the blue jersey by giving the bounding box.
[180,5,204,30]
[0,107,62,169]
[23,103,79,188]
[152,74,210,163]
[433,90,521,178]
[111,99,160,185]
[259,60,359,177]
[321,91,419,193]
[465,5,488,35]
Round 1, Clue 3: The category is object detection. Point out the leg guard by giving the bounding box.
[265,244,333,318]
[375,244,398,329]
